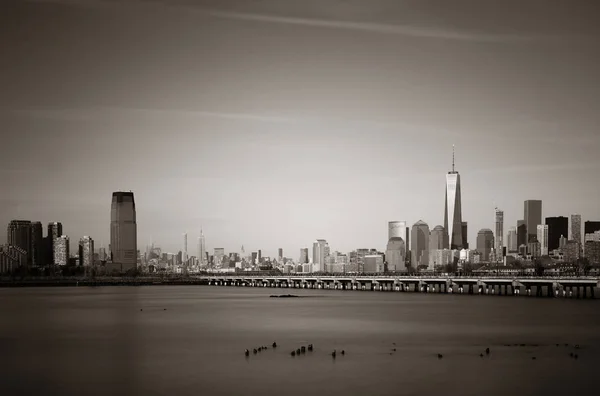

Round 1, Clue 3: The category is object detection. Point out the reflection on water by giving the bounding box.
[1,286,599,396]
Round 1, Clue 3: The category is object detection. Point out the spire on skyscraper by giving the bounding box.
[452,144,455,173]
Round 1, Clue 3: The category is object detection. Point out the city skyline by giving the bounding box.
[1,0,600,256]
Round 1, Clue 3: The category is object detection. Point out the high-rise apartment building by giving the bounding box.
[569,214,582,246]
[78,236,94,267]
[299,248,309,264]
[507,227,518,252]
[476,229,494,262]
[411,220,430,269]
[444,146,463,249]
[183,233,188,263]
[545,216,568,252]
[524,200,542,243]
[537,225,549,256]
[312,239,329,272]
[7,220,32,267]
[495,208,504,261]
[54,235,69,266]
[110,192,137,271]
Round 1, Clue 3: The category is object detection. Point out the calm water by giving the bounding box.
[1,286,599,396]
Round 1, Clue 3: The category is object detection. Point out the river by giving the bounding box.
[1,286,598,396]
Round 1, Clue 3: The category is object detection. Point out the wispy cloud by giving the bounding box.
[24,0,541,43]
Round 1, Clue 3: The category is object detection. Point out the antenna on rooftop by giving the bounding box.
[452,144,455,173]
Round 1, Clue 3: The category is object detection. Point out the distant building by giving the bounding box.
[198,229,206,265]
[569,214,582,247]
[563,240,581,263]
[517,220,527,248]
[363,255,384,273]
[461,222,468,249]
[495,209,504,262]
[30,221,43,267]
[524,200,542,243]
[429,225,447,250]
[278,248,283,262]
[47,222,63,266]
[431,248,453,268]
[312,239,329,272]
[507,227,518,253]
[411,220,430,268]
[584,241,600,265]
[182,233,188,263]
[559,235,568,250]
[444,146,464,249]
[476,229,494,262]
[299,248,309,264]
[7,220,32,267]
[388,221,407,240]
[214,248,225,264]
[546,216,568,252]
[584,221,600,235]
[78,236,94,267]
[537,225,549,256]
[54,235,69,266]
[110,192,137,271]
[385,237,406,272]
[0,245,27,273]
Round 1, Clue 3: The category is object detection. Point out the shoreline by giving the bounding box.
[0,278,210,288]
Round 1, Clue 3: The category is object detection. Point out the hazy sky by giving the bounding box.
[1,0,599,258]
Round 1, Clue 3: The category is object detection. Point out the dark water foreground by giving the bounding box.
[1,287,599,396]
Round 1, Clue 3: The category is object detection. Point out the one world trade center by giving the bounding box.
[444,146,464,250]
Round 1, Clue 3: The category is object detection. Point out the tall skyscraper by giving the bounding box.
[429,225,447,250]
[385,237,406,272]
[47,222,63,266]
[78,236,94,267]
[569,214,582,245]
[444,145,463,249]
[476,229,494,262]
[524,200,542,243]
[54,235,69,266]
[278,248,283,262]
[507,227,518,252]
[537,225,549,256]
[410,220,430,268]
[494,208,504,261]
[299,248,309,264]
[516,220,527,248]
[7,220,32,267]
[110,192,137,271]
[183,233,188,263]
[545,216,568,252]
[461,222,468,249]
[198,229,206,265]
[312,239,329,272]
[388,221,407,239]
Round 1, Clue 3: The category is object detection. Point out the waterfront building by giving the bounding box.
[476,229,494,262]
[584,221,600,235]
[569,214,582,247]
[507,227,518,253]
[430,248,453,268]
[7,220,32,267]
[312,239,329,272]
[495,209,504,261]
[54,235,69,266]
[524,200,542,243]
[385,237,406,272]
[537,225,549,256]
[546,216,568,252]
[411,220,430,269]
[444,145,464,249]
[78,236,94,267]
[110,192,137,271]
[363,255,384,273]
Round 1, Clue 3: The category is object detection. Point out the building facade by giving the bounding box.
[78,236,94,267]
[110,192,137,271]
[385,237,406,272]
[444,150,463,249]
[363,255,384,273]
[507,227,518,253]
[569,214,582,246]
[312,239,329,272]
[537,224,549,256]
[54,235,69,266]
[7,220,32,267]
[476,229,494,262]
[299,248,309,264]
[546,216,568,252]
[411,220,430,269]
[524,200,542,243]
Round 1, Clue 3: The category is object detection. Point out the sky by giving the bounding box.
[1,0,599,258]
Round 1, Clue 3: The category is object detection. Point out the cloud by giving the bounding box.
[24,0,540,43]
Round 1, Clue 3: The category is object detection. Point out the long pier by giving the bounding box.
[203,275,599,298]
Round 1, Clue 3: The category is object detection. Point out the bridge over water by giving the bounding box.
[202,275,599,298]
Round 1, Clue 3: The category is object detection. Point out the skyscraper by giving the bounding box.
[6,220,32,267]
[569,214,582,245]
[429,225,447,250]
[545,216,568,252]
[507,227,518,252]
[537,225,549,256]
[54,235,69,266]
[385,237,406,272]
[524,200,542,243]
[312,239,329,272]
[444,145,463,249]
[476,229,494,262]
[47,222,63,266]
[495,208,504,261]
[183,233,188,264]
[278,248,283,262]
[584,221,600,235]
[78,236,94,267]
[299,248,309,264]
[388,221,407,239]
[461,222,468,249]
[516,220,527,248]
[410,220,430,269]
[198,229,206,266]
[110,192,137,271]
